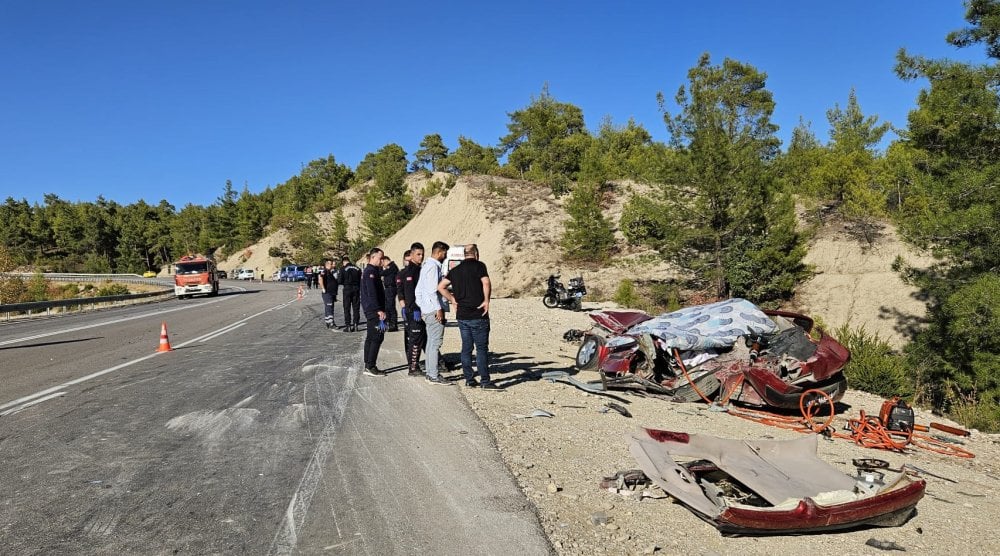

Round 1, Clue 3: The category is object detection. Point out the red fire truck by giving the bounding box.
[173,254,219,299]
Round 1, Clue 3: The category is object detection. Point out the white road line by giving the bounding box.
[0,391,66,417]
[0,296,235,348]
[196,322,246,343]
[0,299,297,414]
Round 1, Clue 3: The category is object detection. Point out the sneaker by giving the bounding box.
[407,369,423,377]
[363,367,386,377]
[464,379,479,388]
[480,382,502,391]
[425,375,452,386]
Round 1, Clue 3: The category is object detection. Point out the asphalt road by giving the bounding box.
[0,282,551,555]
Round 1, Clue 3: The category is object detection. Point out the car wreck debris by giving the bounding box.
[576,298,849,411]
[865,538,907,551]
[628,427,925,536]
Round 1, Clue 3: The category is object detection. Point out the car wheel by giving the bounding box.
[543,295,559,309]
[576,335,604,371]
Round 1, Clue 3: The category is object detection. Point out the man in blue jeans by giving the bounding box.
[437,244,499,390]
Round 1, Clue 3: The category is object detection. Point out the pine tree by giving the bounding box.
[561,181,614,262]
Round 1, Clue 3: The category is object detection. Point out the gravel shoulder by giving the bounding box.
[441,298,1000,556]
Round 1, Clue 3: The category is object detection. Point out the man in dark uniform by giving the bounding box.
[360,247,387,376]
[318,259,338,329]
[340,256,361,332]
[304,265,315,289]
[381,255,400,332]
[397,249,412,352]
[399,243,425,376]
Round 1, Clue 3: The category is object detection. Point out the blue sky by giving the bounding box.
[0,1,988,208]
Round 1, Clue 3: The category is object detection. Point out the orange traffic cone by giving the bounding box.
[296,285,304,301]
[156,322,173,352]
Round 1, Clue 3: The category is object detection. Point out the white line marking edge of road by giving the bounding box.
[0,299,297,413]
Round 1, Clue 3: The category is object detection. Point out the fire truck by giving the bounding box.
[172,254,219,299]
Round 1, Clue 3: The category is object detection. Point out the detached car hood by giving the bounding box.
[628,428,925,536]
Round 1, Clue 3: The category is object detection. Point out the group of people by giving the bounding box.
[318,243,497,389]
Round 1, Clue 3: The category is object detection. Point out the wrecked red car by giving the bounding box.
[574,298,849,409]
[628,428,925,536]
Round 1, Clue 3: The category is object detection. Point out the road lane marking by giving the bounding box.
[0,299,298,414]
[0,391,66,417]
[197,322,246,343]
[0,296,235,348]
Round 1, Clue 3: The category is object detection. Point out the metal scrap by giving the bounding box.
[865,538,906,551]
[512,409,554,420]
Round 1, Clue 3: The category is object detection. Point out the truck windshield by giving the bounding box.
[176,262,208,274]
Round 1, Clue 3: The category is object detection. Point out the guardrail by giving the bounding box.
[0,273,174,321]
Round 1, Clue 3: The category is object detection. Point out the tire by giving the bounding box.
[543,294,559,309]
[576,335,604,371]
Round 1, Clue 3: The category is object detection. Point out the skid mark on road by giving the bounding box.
[268,357,361,555]
[165,408,261,443]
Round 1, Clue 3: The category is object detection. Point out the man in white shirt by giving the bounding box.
[415,241,452,386]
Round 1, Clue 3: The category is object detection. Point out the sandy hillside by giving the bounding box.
[219,172,934,345]
[377,176,674,298]
[797,221,935,348]
[215,228,292,279]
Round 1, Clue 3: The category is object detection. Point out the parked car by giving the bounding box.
[217,270,228,279]
[142,271,157,278]
[237,268,256,280]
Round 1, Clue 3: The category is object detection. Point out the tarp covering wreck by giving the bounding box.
[628,298,779,351]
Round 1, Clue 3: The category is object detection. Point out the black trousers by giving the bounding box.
[405,309,427,372]
[384,287,398,329]
[321,292,337,326]
[363,312,385,368]
[342,288,360,326]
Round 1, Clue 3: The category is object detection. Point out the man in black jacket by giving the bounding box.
[318,259,339,329]
[381,255,400,332]
[340,256,361,332]
[360,247,387,376]
[399,243,425,376]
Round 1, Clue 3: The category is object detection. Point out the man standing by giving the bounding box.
[416,241,451,386]
[304,265,315,289]
[381,255,400,332]
[340,256,361,332]
[396,249,412,353]
[360,248,387,376]
[318,259,339,329]
[399,244,425,376]
[438,244,498,389]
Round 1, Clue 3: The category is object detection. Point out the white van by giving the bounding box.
[444,244,465,275]
[237,268,256,280]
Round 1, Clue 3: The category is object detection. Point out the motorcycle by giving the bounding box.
[574,298,849,410]
[543,274,586,311]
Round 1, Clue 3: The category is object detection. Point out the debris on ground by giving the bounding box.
[865,538,906,551]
